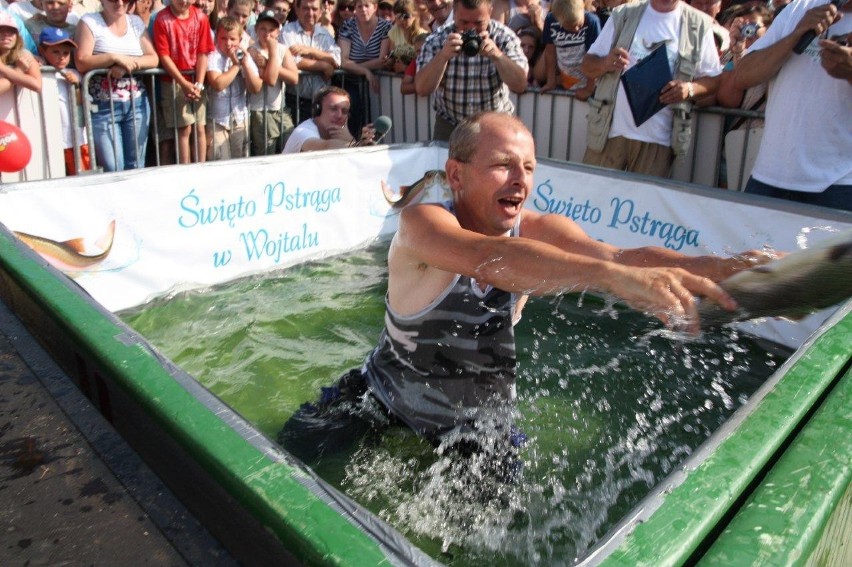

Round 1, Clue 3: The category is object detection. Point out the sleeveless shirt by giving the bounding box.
[364,207,520,439]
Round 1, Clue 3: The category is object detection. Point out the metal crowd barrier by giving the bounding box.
[2,67,764,190]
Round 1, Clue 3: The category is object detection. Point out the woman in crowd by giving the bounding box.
[338,0,390,132]
[76,0,159,171]
[0,13,41,95]
[332,0,356,38]
[386,0,424,72]
[517,26,547,87]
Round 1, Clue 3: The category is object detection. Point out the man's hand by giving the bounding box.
[610,265,737,333]
[819,37,852,81]
[794,2,841,43]
[441,31,463,60]
[479,31,503,60]
[606,47,630,73]
[659,79,692,104]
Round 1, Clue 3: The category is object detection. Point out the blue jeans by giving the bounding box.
[91,95,150,172]
[745,177,852,212]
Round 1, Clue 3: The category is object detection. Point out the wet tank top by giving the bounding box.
[364,208,520,438]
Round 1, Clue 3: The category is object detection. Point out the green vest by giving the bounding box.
[586,1,713,157]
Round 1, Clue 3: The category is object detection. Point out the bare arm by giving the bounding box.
[390,205,743,331]
[483,33,528,93]
[582,47,629,80]
[0,51,42,93]
[415,34,458,95]
[734,3,840,90]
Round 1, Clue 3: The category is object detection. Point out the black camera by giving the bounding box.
[460,29,482,57]
[741,23,759,39]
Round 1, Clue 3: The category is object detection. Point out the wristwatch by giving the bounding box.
[194,82,205,92]
[687,81,695,101]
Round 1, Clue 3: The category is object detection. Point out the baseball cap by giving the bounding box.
[0,13,20,32]
[256,9,281,27]
[39,26,77,47]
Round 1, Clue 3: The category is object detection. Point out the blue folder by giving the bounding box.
[620,45,673,127]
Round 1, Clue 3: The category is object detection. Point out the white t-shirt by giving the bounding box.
[587,3,722,146]
[746,0,852,192]
[56,69,86,149]
[207,49,258,128]
[247,41,287,112]
[282,118,320,154]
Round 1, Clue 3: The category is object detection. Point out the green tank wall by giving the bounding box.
[0,221,849,566]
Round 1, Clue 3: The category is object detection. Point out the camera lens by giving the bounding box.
[461,30,482,57]
[741,23,758,39]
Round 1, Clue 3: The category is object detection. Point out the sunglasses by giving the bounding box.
[396,12,412,19]
[338,4,355,10]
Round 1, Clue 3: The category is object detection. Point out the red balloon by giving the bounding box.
[0,121,32,173]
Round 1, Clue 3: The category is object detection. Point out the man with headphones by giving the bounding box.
[282,86,378,153]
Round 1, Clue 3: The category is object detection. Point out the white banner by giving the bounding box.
[0,145,849,349]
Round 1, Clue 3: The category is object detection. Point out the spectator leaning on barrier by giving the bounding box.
[580,0,722,178]
[0,12,42,95]
[517,25,547,86]
[206,16,262,160]
[731,0,851,212]
[540,0,601,100]
[153,0,215,164]
[386,0,426,72]
[281,84,376,151]
[75,0,159,172]
[38,26,91,175]
[247,8,299,154]
[415,0,529,141]
[281,0,341,122]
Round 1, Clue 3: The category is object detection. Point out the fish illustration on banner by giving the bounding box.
[381,170,451,209]
[13,220,116,275]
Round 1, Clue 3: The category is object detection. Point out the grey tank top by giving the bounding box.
[364,212,520,439]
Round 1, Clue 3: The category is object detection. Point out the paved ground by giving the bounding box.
[0,299,237,566]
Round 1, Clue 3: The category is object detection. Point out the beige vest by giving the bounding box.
[586,1,713,157]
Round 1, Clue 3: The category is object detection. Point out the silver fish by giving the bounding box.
[699,230,852,326]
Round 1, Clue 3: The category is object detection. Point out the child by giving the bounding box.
[540,0,600,101]
[25,0,78,43]
[247,9,298,155]
[153,0,215,164]
[38,26,90,175]
[399,30,426,95]
[0,13,41,95]
[206,16,262,160]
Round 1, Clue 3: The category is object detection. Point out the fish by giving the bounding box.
[13,220,116,274]
[381,170,451,208]
[699,229,852,327]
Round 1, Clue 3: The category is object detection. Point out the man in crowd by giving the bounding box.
[280,0,341,123]
[733,0,851,211]
[415,0,528,140]
[581,0,722,177]
[281,85,376,152]
[426,0,452,30]
[280,111,770,459]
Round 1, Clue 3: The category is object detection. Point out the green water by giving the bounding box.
[120,243,786,565]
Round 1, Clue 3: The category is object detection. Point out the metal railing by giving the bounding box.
[2,67,765,191]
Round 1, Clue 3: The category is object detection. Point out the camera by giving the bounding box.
[741,23,759,39]
[235,49,245,62]
[460,29,482,57]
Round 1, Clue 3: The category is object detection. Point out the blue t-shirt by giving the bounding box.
[541,11,601,90]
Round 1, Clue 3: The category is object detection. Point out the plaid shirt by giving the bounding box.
[416,20,528,125]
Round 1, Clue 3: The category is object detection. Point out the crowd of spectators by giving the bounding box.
[0,0,848,210]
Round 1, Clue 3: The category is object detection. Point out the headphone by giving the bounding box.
[311,86,348,118]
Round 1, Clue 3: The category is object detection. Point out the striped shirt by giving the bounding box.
[338,17,392,63]
[416,20,528,125]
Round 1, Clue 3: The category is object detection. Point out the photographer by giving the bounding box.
[414,0,528,140]
[732,0,851,211]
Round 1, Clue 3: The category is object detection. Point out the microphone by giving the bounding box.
[352,116,393,147]
[373,115,393,144]
[793,0,848,54]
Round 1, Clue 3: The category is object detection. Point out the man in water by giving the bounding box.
[280,111,767,459]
